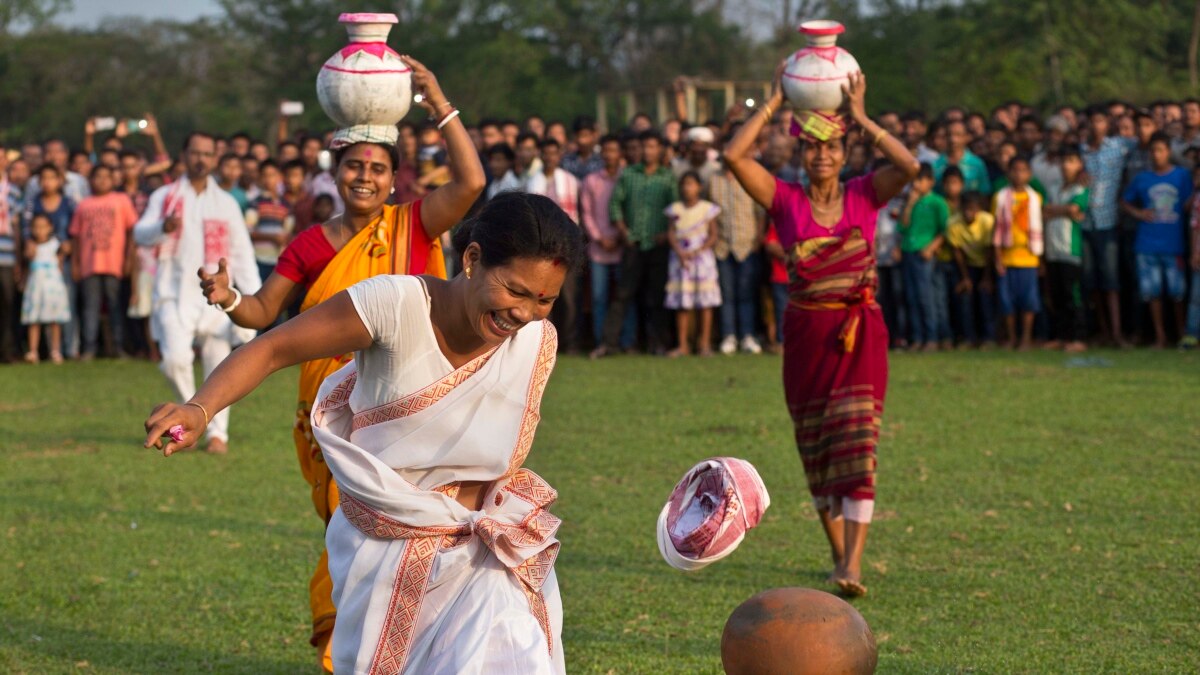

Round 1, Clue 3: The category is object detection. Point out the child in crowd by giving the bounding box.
[947,192,996,347]
[1043,147,1089,352]
[900,163,948,351]
[992,156,1042,351]
[1121,132,1192,348]
[485,144,522,200]
[69,165,138,359]
[664,171,722,357]
[875,194,907,349]
[246,160,293,284]
[311,193,335,226]
[20,213,70,363]
[935,166,964,347]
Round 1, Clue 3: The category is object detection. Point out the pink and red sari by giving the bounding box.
[768,174,889,502]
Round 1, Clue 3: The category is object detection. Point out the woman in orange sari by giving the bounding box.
[724,65,918,597]
[198,55,484,670]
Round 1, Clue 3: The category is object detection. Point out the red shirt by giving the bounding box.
[274,200,428,289]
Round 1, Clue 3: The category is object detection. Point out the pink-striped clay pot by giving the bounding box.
[316,13,412,129]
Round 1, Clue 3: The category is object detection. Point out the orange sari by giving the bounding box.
[291,201,445,667]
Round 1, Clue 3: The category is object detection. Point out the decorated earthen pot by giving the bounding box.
[721,587,877,675]
[781,20,861,113]
[316,12,411,131]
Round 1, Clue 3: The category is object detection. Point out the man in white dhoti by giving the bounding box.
[145,192,584,674]
[135,132,260,454]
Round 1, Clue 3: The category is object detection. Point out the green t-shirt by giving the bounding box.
[901,192,950,253]
[1045,184,1090,264]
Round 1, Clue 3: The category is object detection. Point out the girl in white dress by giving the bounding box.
[21,213,71,363]
[144,192,584,674]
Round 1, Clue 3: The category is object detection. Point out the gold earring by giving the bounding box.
[466,267,472,279]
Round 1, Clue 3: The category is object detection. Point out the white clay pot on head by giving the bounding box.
[316,12,412,129]
[781,20,861,113]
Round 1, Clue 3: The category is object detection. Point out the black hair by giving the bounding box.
[515,131,539,147]
[314,193,335,206]
[249,140,269,151]
[1017,114,1042,130]
[678,170,702,190]
[89,164,112,180]
[486,143,516,161]
[1085,105,1109,119]
[278,140,300,153]
[69,149,89,162]
[332,142,400,172]
[572,115,597,133]
[500,119,520,129]
[282,159,307,174]
[900,111,926,123]
[1057,146,1083,162]
[230,131,251,142]
[451,191,586,273]
[941,166,964,183]
[36,163,63,178]
[218,152,241,166]
[1148,131,1172,149]
[1007,154,1032,171]
[1133,108,1155,123]
[915,162,934,181]
[301,135,323,147]
[181,131,215,152]
[619,130,641,144]
[538,138,561,151]
[638,129,663,145]
[598,133,621,147]
[962,191,985,210]
[478,117,501,131]
[258,159,280,173]
[118,149,142,161]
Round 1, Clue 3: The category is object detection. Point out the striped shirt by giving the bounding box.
[708,171,763,262]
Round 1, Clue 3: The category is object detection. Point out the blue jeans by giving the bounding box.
[932,260,955,341]
[80,274,124,355]
[901,253,936,344]
[1187,268,1200,338]
[956,266,996,343]
[717,253,760,340]
[770,282,788,344]
[590,260,635,348]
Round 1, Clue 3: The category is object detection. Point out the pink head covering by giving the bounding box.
[657,457,771,571]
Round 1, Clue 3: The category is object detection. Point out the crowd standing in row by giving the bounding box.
[3,96,1200,365]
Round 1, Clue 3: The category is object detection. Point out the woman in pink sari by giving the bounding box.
[144,191,583,674]
[724,67,918,597]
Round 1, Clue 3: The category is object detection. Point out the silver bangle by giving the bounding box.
[437,109,461,130]
[219,287,242,313]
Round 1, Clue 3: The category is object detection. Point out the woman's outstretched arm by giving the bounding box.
[143,292,371,455]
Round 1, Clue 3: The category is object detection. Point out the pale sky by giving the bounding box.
[58,0,224,28]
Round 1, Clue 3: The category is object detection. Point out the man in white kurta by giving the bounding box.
[134,132,260,453]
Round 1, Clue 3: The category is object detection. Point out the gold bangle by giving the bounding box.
[874,130,890,147]
[186,401,210,426]
[761,104,775,120]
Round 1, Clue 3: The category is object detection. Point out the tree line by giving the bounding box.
[2,0,1198,148]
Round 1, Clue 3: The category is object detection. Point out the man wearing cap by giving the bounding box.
[672,126,722,187]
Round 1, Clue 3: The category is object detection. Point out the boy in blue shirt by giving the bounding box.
[1121,132,1193,348]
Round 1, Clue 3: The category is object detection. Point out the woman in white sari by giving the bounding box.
[144,192,584,674]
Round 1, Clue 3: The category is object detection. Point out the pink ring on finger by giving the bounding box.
[168,425,186,443]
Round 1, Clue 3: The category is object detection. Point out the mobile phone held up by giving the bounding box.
[93,117,117,132]
[127,119,149,133]
[280,101,305,116]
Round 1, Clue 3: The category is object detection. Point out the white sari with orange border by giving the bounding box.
[310,275,563,675]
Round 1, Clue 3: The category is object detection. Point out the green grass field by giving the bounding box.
[1,350,1198,673]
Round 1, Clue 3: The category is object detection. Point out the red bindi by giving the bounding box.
[363,149,373,158]
[538,291,545,298]
[551,258,562,267]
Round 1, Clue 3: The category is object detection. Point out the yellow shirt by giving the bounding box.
[994,191,1039,268]
[946,211,995,268]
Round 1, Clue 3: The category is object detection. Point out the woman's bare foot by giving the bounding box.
[1041,340,1062,350]
[205,438,228,455]
[1064,341,1087,353]
[665,348,689,359]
